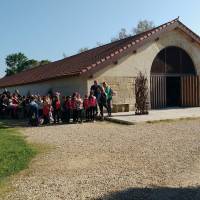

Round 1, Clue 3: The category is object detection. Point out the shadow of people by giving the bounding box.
[0,119,27,128]
[94,187,200,200]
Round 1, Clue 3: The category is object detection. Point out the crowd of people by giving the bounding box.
[0,80,114,126]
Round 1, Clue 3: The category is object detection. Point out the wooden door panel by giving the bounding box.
[150,76,166,109]
[181,76,200,107]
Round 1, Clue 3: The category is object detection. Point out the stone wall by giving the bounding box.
[88,76,136,111]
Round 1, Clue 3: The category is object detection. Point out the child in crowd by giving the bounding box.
[29,96,39,126]
[36,95,43,118]
[76,93,83,123]
[71,92,77,123]
[0,80,113,125]
[89,91,97,121]
[65,96,72,123]
[83,94,90,121]
[42,96,51,124]
[61,96,67,122]
[52,94,61,124]
[11,93,19,118]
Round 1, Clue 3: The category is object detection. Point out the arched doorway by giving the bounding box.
[150,46,199,109]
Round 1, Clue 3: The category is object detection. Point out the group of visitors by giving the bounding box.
[0,80,114,126]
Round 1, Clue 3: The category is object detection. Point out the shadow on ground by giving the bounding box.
[94,187,200,200]
[0,119,97,129]
[0,119,28,128]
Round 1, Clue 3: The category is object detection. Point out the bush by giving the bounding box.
[135,72,149,115]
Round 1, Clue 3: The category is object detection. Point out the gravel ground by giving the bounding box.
[2,119,200,200]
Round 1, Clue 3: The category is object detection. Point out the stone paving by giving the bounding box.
[107,107,200,124]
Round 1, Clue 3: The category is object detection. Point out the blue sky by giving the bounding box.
[0,0,200,77]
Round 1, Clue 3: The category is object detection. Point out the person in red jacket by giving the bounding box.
[52,94,61,124]
[42,96,51,124]
[11,93,19,118]
[71,92,78,123]
[65,96,72,123]
[89,91,97,121]
[83,94,90,121]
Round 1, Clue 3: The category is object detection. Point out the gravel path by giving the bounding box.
[2,119,200,200]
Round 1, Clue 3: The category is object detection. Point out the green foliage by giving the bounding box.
[5,53,28,75]
[16,59,38,73]
[5,53,51,76]
[0,125,36,183]
[40,60,51,65]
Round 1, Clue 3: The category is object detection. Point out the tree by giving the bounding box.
[111,28,130,42]
[40,60,51,65]
[5,53,28,76]
[62,53,67,58]
[16,59,38,72]
[133,20,155,35]
[96,42,104,47]
[110,20,155,42]
[5,52,51,76]
[78,47,89,53]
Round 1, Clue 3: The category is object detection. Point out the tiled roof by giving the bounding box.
[0,18,199,88]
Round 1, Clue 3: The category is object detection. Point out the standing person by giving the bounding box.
[61,96,67,122]
[98,87,108,120]
[0,94,8,118]
[89,91,97,122]
[11,93,19,118]
[90,80,102,116]
[103,82,114,117]
[76,93,83,123]
[83,94,90,121]
[71,93,78,123]
[42,96,51,125]
[29,96,39,126]
[21,96,27,118]
[36,95,43,119]
[52,94,61,124]
[65,96,72,123]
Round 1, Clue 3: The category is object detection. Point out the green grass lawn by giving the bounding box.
[0,124,36,185]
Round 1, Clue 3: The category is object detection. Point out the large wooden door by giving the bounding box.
[150,76,166,109]
[181,76,200,107]
[151,75,200,109]
[166,76,181,107]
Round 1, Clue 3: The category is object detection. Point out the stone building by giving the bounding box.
[1,18,200,111]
